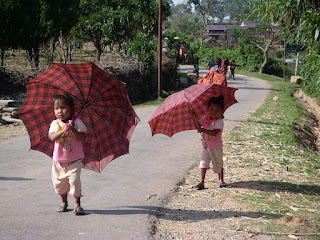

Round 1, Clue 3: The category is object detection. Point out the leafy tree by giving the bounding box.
[256,0,320,98]
[188,0,214,28]
[129,32,157,75]
[164,31,191,63]
[256,0,319,50]
[0,0,17,66]
[189,0,257,25]
[14,0,80,68]
[74,0,122,61]
[166,3,203,36]
[75,0,171,61]
[249,22,281,73]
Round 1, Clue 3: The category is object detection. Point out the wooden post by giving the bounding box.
[158,0,162,99]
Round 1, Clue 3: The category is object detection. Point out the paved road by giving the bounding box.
[0,66,270,240]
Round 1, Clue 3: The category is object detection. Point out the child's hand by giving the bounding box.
[68,120,74,129]
[195,124,202,133]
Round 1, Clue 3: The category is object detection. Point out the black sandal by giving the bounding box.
[74,207,84,215]
[219,182,227,188]
[56,204,68,212]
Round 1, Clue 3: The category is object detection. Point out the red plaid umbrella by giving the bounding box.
[148,83,238,136]
[17,62,140,173]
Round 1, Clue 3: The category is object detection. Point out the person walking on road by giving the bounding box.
[212,58,227,86]
[191,96,226,190]
[198,58,227,85]
[48,94,87,215]
[229,59,238,80]
[208,57,215,70]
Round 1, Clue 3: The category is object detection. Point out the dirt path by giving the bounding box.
[151,85,320,240]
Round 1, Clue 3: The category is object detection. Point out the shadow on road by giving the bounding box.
[85,205,282,221]
[0,176,34,181]
[229,180,320,195]
[224,119,283,126]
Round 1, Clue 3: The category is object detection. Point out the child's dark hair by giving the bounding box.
[215,58,222,66]
[207,95,224,110]
[51,94,75,116]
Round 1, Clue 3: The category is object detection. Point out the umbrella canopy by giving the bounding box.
[17,62,140,173]
[149,83,238,136]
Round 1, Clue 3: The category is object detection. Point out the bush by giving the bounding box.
[299,53,320,101]
[190,42,263,71]
[264,57,283,77]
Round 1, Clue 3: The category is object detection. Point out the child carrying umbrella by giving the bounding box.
[191,96,226,189]
[48,94,87,215]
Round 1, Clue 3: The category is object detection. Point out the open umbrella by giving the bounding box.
[148,83,238,136]
[16,62,140,173]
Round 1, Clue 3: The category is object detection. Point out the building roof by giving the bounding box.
[207,24,244,31]
[207,21,259,32]
[240,21,259,28]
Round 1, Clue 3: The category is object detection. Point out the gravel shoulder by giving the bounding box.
[0,123,27,142]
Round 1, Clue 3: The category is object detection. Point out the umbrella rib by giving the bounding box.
[86,110,103,172]
[85,82,123,108]
[53,65,86,101]
[90,106,130,144]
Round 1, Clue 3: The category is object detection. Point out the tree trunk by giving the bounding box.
[26,47,40,70]
[59,31,67,64]
[94,43,103,62]
[96,47,103,62]
[259,48,268,74]
[0,46,4,66]
[69,46,72,62]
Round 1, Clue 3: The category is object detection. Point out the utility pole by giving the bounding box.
[157,0,162,99]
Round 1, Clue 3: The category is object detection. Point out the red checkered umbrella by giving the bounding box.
[16,62,140,173]
[149,83,238,136]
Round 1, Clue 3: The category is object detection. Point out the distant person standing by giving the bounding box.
[193,64,199,77]
[208,58,215,70]
[229,59,237,80]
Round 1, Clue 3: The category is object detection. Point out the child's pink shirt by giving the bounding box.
[48,118,87,163]
[199,115,224,149]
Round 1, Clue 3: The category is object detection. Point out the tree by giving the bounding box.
[74,0,121,61]
[256,0,320,96]
[166,3,203,36]
[188,0,214,28]
[256,0,320,51]
[129,32,157,75]
[0,0,16,66]
[75,0,171,61]
[8,0,80,69]
[189,0,257,25]
[250,22,280,73]
[226,0,258,23]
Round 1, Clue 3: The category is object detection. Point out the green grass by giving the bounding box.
[226,70,320,235]
[133,98,165,109]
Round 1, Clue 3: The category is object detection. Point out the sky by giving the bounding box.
[172,0,185,5]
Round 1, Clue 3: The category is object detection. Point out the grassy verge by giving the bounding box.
[227,70,320,236]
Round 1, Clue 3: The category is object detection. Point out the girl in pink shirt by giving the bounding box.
[48,94,86,215]
[192,96,226,190]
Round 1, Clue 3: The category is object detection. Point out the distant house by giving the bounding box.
[206,21,259,39]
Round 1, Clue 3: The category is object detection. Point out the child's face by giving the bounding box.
[53,100,72,122]
[208,103,222,119]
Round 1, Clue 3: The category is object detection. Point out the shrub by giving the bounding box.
[264,57,283,77]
